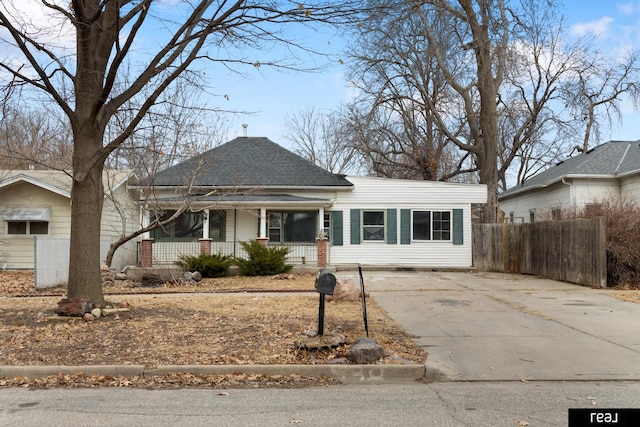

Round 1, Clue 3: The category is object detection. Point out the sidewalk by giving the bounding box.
[353,270,640,381]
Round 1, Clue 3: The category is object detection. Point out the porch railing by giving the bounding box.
[142,240,318,266]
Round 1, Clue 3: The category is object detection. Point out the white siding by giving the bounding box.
[0,182,71,269]
[0,176,138,270]
[343,176,487,204]
[101,184,139,239]
[572,179,621,206]
[500,178,630,223]
[236,209,259,242]
[500,181,572,222]
[622,175,640,199]
[329,177,486,268]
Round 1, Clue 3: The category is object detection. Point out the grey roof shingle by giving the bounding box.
[149,137,353,189]
[500,140,640,199]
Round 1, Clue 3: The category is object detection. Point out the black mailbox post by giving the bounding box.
[314,268,336,336]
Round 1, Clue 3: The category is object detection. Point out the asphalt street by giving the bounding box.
[2,381,640,426]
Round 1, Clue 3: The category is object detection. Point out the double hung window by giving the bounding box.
[362,210,385,241]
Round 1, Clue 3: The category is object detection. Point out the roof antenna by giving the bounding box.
[242,123,248,137]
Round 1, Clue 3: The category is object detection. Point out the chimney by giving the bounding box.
[242,123,248,137]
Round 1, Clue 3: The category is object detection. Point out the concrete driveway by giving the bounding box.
[340,270,640,382]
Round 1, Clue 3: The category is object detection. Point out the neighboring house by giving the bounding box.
[0,169,138,275]
[499,140,640,223]
[134,136,487,269]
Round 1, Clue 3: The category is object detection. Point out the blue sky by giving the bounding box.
[3,1,639,148]
[221,1,640,147]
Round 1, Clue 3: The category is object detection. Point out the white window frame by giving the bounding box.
[362,210,386,242]
[411,210,452,242]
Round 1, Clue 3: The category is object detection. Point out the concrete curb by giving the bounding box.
[0,364,426,384]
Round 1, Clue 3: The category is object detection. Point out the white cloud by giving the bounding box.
[570,16,614,37]
[617,2,640,15]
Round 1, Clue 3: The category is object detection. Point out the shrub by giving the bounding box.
[576,198,640,288]
[234,240,293,276]
[175,253,232,278]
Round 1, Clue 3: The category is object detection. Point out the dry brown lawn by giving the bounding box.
[0,271,425,389]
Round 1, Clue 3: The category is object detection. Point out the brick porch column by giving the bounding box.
[140,238,154,268]
[317,237,327,268]
[199,238,212,256]
[256,237,269,247]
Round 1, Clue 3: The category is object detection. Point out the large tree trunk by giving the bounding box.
[465,0,501,224]
[67,147,105,304]
[65,0,118,304]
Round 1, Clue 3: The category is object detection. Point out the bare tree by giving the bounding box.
[0,0,372,303]
[562,49,640,153]
[345,3,466,181]
[345,0,510,221]
[345,0,639,219]
[284,105,363,175]
[108,78,229,175]
[0,107,73,170]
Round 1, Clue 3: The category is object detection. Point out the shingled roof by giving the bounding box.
[500,140,640,199]
[149,136,353,189]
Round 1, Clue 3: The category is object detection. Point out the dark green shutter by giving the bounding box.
[350,209,361,245]
[400,209,411,244]
[331,211,343,246]
[387,209,397,244]
[452,208,463,245]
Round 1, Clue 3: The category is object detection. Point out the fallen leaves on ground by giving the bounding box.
[0,372,339,390]
[0,271,426,389]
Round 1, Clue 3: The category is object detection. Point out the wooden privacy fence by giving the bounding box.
[472,217,607,287]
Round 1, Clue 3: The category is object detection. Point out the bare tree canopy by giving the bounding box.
[284,105,365,175]
[343,0,640,222]
[0,0,374,303]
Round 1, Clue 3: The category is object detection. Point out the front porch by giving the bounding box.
[137,239,328,268]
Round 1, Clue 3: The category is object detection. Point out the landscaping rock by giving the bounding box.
[114,273,128,281]
[54,298,95,317]
[91,308,102,318]
[183,271,203,282]
[327,278,366,302]
[347,337,385,364]
[141,273,165,287]
[83,313,95,322]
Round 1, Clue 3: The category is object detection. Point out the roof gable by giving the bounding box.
[0,169,135,199]
[150,137,353,189]
[500,140,640,199]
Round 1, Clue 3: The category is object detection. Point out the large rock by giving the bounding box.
[141,273,165,287]
[347,337,385,364]
[54,298,95,317]
[326,278,364,302]
[182,271,203,282]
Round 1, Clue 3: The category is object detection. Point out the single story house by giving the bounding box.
[134,136,487,269]
[499,140,640,223]
[0,169,138,277]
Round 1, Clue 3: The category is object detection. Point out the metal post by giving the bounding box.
[318,293,325,336]
[358,264,369,337]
